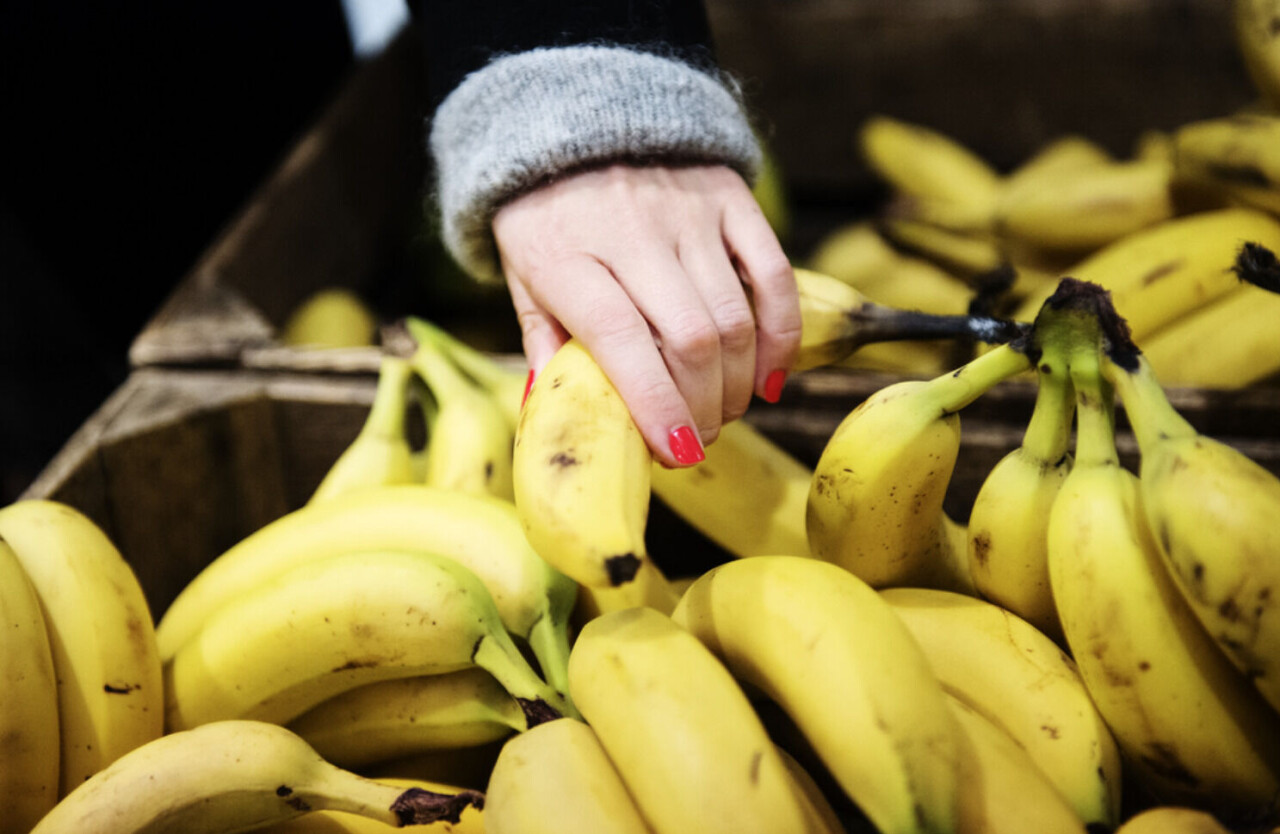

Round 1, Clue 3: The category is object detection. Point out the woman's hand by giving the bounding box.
[493,162,800,468]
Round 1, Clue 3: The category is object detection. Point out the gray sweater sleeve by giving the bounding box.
[429,44,762,283]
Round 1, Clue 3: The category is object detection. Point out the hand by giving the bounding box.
[493,162,801,468]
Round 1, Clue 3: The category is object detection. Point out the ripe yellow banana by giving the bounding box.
[1236,0,1280,111]
[1174,114,1280,214]
[30,720,483,833]
[0,500,163,796]
[946,694,1088,834]
[484,717,655,834]
[807,342,1032,591]
[165,549,572,730]
[0,537,60,831]
[650,418,811,559]
[880,587,1122,830]
[966,335,1074,640]
[1114,805,1234,834]
[309,355,417,505]
[405,318,515,500]
[568,607,815,834]
[285,669,527,769]
[1105,349,1280,713]
[672,556,962,834]
[1045,299,1280,818]
[155,484,577,700]
[513,337,652,590]
[806,221,901,287]
[256,777,487,833]
[573,558,681,622]
[879,218,1004,278]
[1009,135,1113,182]
[774,745,849,834]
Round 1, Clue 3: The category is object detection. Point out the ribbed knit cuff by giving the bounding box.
[429,45,762,283]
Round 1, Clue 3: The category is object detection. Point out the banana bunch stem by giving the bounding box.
[849,303,1027,349]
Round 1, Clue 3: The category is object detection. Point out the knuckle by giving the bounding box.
[709,297,757,353]
[663,311,720,365]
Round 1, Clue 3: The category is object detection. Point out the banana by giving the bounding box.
[513,337,653,591]
[1236,0,1280,111]
[672,556,962,834]
[995,156,1175,253]
[858,115,1003,232]
[285,669,527,769]
[650,418,811,559]
[165,549,572,731]
[1104,348,1280,712]
[1114,805,1234,834]
[484,717,655,834]
[0,537,60,831]
[568,606,816,834]
[309,355,417,505]
[879,218,1004,278]
[946,694,1088,834]
[155,484,577,701]
[1011,207,1280,326]
[573,558,681,622]
[774,745,848,834]
[966,332,1074,640]
[1043,290,1280,819]
[806,221,901,288]
[0,500,163,796]
[1009,135,1113,182]
[1174,114,1280,214]
[807,342,1032,591]
[879,587,1122,830]
[257,778,487,833]
[404,318,515,500]
[281,288,378,349]
[405,317,527,431]
[30,719,484,833]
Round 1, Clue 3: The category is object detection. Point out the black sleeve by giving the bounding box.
[410,0,718,110]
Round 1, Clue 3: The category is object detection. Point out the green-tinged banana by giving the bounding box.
[310,355,417,505]
[1114,805,1234,834]
[650,418,811,559]
[165,549,572,731]
[484,718,654,834]
[406,317,528,430]
[806,221,901,288]
[30,719,483,833]
[258,778,487,833]
[286,669,526,769]
[1104,346,1280,712]
[880,587,1122,830]
[945,694,1088,834]
[807,343,1032,591]
[1174,114,1280,214]
[0,537,60,831]
[966,335,1074,640]
[568,607,816,834]
[0,500,163,796]
[513,337,652,590]
[995,156,1175,252]
[672,556,962,834]
[1012,207,1280,325]
[858,115,1003,231]
[1236,0,1280,111]
[792,267,1021,373]
[404,319,515,500]
[1044,286,1280,819]
[155,484,576,701]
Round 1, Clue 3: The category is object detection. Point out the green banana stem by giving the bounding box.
[923,342,1034,413]
[407,330,473,408]
[1104,355,1197,451]
[473,631,579,727]
[406,316,523,392]
[1020,345,1074,464]
[524,613,575,703]
[363,356,414,441]
[1068,349,1118,468]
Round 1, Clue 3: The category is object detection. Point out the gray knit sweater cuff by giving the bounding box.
[430,45,763,283]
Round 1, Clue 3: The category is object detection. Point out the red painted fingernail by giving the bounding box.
[668,426,705,465]
[764,370,787,403]
[521,369,535,409]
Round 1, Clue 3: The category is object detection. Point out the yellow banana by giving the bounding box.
[0,537,60,831]
[484,717,655,834]
[1236,0,1280,111]
[775,745,849,834]
[309,355,417,505]
[1174,114,1280,214]
[0,500,163,796]
[672,556,962,834]
[30,720,483,833]
[155,484,577,701]
[880,587,1122,830]
[1009,135,1113,181]
[513,337,652,590]
[405,316,528,430]
[568,607,816,834]
[573,558,681,623]
[806,221,901,288]
[285,669,527,769]
[879,218,1004,278]
[1114,805,1234,834]
[281,288,378,349]
[1044,291,1280,819]
[807,343,1032,591]
[256,777,486,833]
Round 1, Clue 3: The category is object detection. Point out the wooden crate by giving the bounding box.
[22,367,1280,622]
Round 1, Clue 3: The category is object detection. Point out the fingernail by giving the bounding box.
[668,426,705,465]
[521,369,535,409]
[763,370,787,403]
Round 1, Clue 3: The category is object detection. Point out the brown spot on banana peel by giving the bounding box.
[1139,742,1200,788]
[1140,259,1185,286]
[393,787,486,825]
[971,531,991,567]
[549,452,578,468]
[605,553,642,586]
[749,750,763,785]
[103,683,138,694]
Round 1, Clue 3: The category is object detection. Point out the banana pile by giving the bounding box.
[808,0,1280,388]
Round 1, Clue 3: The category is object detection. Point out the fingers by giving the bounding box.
[724,194,802,402]
[502,257,568,377]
